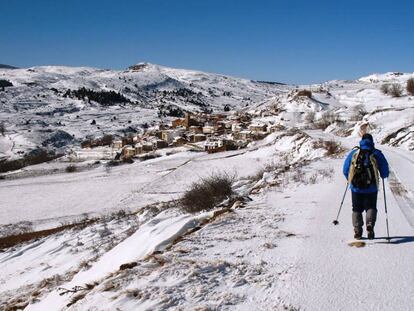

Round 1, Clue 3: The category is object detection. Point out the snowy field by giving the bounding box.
[0,66,413,310]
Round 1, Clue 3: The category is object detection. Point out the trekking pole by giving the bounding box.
[382,178,391,242]
[333,182,349,225]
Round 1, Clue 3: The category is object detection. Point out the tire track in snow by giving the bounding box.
[388,168,414,228]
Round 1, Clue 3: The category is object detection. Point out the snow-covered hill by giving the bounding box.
[0,65,413,310]
[0,63,287,160]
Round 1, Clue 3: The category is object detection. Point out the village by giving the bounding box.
[104,111,281,161]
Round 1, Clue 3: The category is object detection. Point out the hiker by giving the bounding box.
[343,134,389,240]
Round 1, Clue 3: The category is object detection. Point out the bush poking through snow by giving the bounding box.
[0,149,61,173]
[248,169,265,182]
[407,78,414,95]
[380,83,390,95]
[304,111,315,124]
[295,89,312,98]
[315,111,336,130]
[390,83,403,97]
[65,165,77,173]
[349,104,367,122]
[323,140,342,156]
[139,153,161,161]
[181,173,235,213]
[0,79,13,91]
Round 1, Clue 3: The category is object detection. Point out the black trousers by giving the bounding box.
[351,191,378,228]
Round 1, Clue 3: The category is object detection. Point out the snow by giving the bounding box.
[272,158,414,311]
[25,210,215,310]
[1,64,414,310]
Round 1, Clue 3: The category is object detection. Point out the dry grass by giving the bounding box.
[0,219,97,250]
[315,111,336,130]
[304,111,315,124]
[65,164,77,173]
[349,104,367,122]
[247,169,265,182]
[380,83,390,95]
[295,89,312,98]
[181,172,235,213]
[406,78,414,95]
[390,83,403,97]
[0,122,5,136]
[323,140,343,156]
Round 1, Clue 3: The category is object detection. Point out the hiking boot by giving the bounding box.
[354,227,363,240]
[367,224,375,240]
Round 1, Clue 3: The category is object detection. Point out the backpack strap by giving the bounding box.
[348,148,360,184]
[369,151,380,186]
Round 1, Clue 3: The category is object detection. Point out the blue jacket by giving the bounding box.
[343,138,389,193]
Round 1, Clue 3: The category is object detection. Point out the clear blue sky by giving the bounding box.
[1,0,413,84]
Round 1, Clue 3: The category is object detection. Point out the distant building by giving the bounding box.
[122,146,136,158]
[204,137,236,153]
[238,130,253,141]
[173,136,187,147]
[112,140,123,149]
[231,124,242,133]
[161,128,185,144]
[153,139,169,149]
[249,124,267,132]
[205,137,225,153]
[188,133,207,143]
[268,124,285,133]
[135,143,143,154]
[189,126,203,134]
[202,125,215,135]
[172,118,185,128]
[142,142,154,152]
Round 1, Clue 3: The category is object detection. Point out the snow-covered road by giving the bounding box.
[275,157,414,310]
[272,131,414,310]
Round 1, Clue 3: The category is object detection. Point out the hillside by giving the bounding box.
[0,66,413,310]
[0,63,286,161]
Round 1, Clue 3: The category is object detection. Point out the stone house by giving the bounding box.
[153,139,169,149]
[112,140,123,149]
[161,128,185,144]
[122,146,136,158]
[249,124,268,132]
[188,133,207,143]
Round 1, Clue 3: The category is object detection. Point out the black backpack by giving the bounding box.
[351,148,376,189]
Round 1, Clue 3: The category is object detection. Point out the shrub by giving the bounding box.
[0,149,62,173]
[0,122,5,136]
[139,153,160,161]
[304,111,315,124]
[248,168,265,182]
[315,111,336,130]
[66,165,77,173]
[389,83,403,97]
[0,159,24,172]
[323,140,342,156]
[349,104,367,122]
[181,173,234,213]
[0,79,13,91]
[106,160,120,167]
[380,83,390,95]
[406,78,414,95]
[296,89,312,98]
[122,157,134,164]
